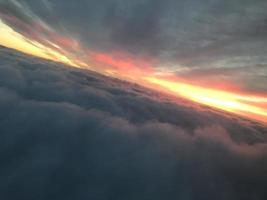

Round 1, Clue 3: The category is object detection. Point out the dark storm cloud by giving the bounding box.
[1,46,267,199]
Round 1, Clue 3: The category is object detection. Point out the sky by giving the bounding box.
[1,2,267,199]
[0,0,267,123]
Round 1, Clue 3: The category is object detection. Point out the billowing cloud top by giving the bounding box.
[1,2,267,199]
[1,45,267,199]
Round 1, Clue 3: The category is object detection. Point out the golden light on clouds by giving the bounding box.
[0,20,78,67]
[145,76,267,123]
[1,19,267,124]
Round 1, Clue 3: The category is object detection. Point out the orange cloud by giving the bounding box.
[144,76,267,124]
[91,51,155,79]
[1,18,267,124]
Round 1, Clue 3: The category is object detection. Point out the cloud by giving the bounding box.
[164,65,267,93]
[1,0,267,94]
[1,0,267,62]
[1,46,267,199]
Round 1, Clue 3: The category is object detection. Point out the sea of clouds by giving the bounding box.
[0,46,267,200]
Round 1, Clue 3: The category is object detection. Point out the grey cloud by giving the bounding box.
[1,0,267,94]
[1,46,267,199]
[171,64,267,93]
[0,0,266,93]
[1,0,267,60]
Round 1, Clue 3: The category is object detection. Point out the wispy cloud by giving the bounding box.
[1,0,267,121]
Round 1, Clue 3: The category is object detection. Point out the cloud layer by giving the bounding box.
[1,0,267,92]
[0,46,267,199]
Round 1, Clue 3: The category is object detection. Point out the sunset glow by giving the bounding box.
[2,1,267,198]
[1,17,267,124]
[144,77,267,123]
[0,20,80,67]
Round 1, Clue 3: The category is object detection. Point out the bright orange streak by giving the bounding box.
[0,20,79,67]
[144,77,267,123]
[1,17,267,124]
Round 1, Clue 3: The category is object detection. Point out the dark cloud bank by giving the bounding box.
[0,46,267,200]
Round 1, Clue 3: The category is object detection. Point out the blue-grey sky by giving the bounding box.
[0,0,267,93]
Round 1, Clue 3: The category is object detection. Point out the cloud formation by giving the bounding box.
[1,0,267,92]
[0,46,267,199]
